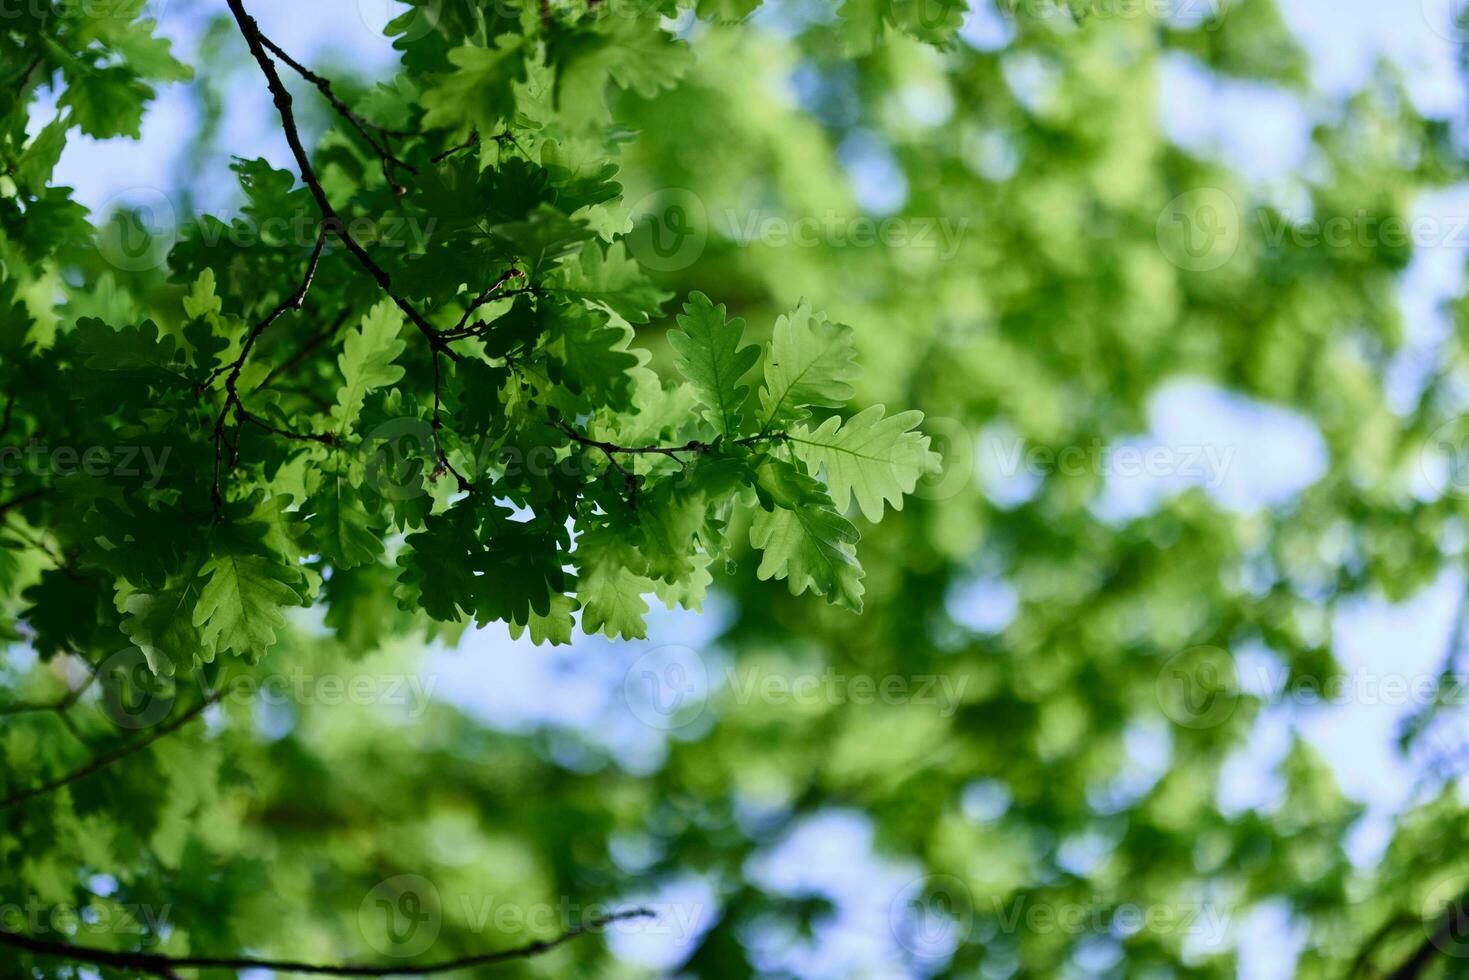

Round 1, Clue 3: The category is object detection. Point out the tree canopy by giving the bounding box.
[4,0,1469,977]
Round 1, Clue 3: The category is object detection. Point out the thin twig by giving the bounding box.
[430,130,480,164]
[553,421,786,462]
[549,422,786,504]
[0,694,219,812]
[255,33,416,195]
[0,907,654,977]
[0,667,96,717]
[0,488,46,517]
[434,269,528,342]
[224,0,456,361]
[1386,893,1469,979]
[2,519,78,579]
[429,350,471,492]
[206,227,332,508]
[257,307,355,391]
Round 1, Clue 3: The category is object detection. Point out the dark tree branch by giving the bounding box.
[555,420,710,464]
[1385,893,1469,980]
[0,488,47,517]
[254,33,416,195]
[0,694,219,812]
[2,518,78,579]
[0,666,95,717]
[450,268,525,335]
[550,422,786,504]
[430,130,480,163]
[15,54,42,85]
[0,907,654,977]
[553,421,787,462]
[224,0,457,361]
[436,285,547,341]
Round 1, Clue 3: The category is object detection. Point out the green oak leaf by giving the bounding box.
[309,468,382,570]
[749,459,865,611]
[192,553,308,661]
[757,300,862,430]
[789,405,941,521]
[669,291,760,438]
[421,38,527,133]
[334,301,407,434]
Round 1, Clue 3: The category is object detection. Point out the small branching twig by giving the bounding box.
[431,130,481,164]
[0,693,220,812]
[224,0,457,363]
[551,422,788,503]
[2,519,81,580]
[554,421,787,461]
[205,228,334,508]
[429,350,471,492]
[255,33,416,195]
[0,488,47,517]
[436,269,527,341]
[0,666,95,718]
[0,907,654,978]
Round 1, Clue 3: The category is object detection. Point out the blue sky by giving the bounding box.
[30,1,1469,975]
